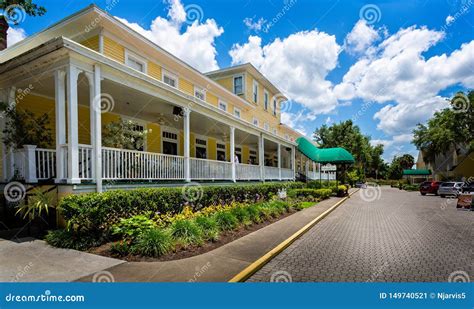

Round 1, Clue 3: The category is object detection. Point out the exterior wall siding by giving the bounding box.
[178,78,194,96]
[80,35,100,52]
[147,61,162,81]
[103,36,125,63]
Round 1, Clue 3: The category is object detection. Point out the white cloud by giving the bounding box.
[115,0,223,72]
[344,20,380,55]
[243,17,267,32]
[335,25,473,135]
[7,27,27,47]
[229,30,342,114]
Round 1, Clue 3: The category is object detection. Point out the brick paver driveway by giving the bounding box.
[248,187,473,282]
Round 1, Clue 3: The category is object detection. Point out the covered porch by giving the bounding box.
[0,40,295,190]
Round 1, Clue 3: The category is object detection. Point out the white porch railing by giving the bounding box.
[236,163,261,180]
[307,171,336,181]
[36,148,56,180]
[281,168,294,180]
[79,144,93,180]
[190,158,232,180]
[102,147,185,180]
[264,166,280,180]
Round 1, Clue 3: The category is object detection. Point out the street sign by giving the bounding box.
[321,164,337,172]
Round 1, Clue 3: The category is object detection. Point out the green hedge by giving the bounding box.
[307,180,338,189]
[402,184,420,191]
[60,182,304,235]
[287,188,332,200]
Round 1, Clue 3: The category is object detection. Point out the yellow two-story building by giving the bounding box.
[0,5,319,194]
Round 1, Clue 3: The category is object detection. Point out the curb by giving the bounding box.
[228,188,360,282]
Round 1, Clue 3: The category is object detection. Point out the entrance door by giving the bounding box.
[196,146,207,159]
[163,141,178,156]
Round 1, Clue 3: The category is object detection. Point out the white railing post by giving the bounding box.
[54,70,66,183]
[7,87,16,180]
[292,146,296,180]
[230,126,236,182]
[93,64,103,192]
[66,65,81,184]
[277,143,281,181]
[259,134,264,182]
[23,145,37,183]
[183,107,191,182]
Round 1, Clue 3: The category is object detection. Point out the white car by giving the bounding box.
[437,182,464,197]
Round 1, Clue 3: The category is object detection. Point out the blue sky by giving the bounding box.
[6,0,474,162]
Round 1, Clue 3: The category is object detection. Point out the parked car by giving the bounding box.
[419,181,442,195]
[461,183,474,193]
[355,182,366,188]
[437,182,464,197]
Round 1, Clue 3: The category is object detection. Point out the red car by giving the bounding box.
[420,181,442,195]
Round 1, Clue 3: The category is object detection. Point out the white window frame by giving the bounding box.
[194,86,206,101]
[273,98,277,116]
[194,135,208,159]
[218,100,228,112]
[252,117,259,127]
[234,107,241,118]
[253,80,259,103]
[264,122,270,131]
[233,74,244,95]
[125,49,147,73]
[264,90,269,111]
[216,142,227,161]
[161,126,180,156]
[162,69,178,88]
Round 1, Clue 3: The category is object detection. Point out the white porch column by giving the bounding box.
[85,72,96,182]
[93,64,103,192]
[259,134,264,181]
[0,88,10,181]
[23,145,37,183]
[54,70,66,183]
[183,107,191,182]
[66,65,80,184]
[305,160,309,179]
[292,146,296,180]
[7,87,16,180]
[230,126,236,182]
[277,143,281,181]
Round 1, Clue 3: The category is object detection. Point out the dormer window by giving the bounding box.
[253,81,258,103]
[218,100,227,112]
[264,90,269,110]
[194,87,206,101]
[273,99,277,116]
[253,117,259,126]
[125,50,147,73]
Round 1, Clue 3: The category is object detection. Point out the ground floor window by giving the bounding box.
[217,143,226,161]
[195,138,207,159]
[162,130,178,156]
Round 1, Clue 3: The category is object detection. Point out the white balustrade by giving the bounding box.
[102,147,185,180]
[79,144,93,180]
[236,163,261,180]
[281,168,294,180]
[190,158,232,180]
[264,166,280,180]
[307,171,336,181]
[35,148,56,180]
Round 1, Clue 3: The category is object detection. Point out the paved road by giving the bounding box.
[248,187,473,282]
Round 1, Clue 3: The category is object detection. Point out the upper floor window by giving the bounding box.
[264,90,269,110]
[163,70,178,88]
[125,50,147,73]
[273,99,277,116]
[253,117,259,126]
[234,107,241,118]
[233,75,244,95]
[253,81,258,103]
[272,128,277,135]
[285,134,290,140]
[264,122,270,131]
[194,87,206,101]
[218,100,227,112]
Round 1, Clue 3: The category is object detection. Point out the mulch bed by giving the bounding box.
[88,209,298,262]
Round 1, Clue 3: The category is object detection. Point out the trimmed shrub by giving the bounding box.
[132,229,174,257]
[336,185,348,197]
[45,229,103,251]
[170,219,204,246]
[307,180,338,189]
[214,211,239,231]
[402,184,420,191]
[287,188,332,200]
[59,182,304,235]
[112,214,156,241]
[230,206,252,226]
[194,216,219,241]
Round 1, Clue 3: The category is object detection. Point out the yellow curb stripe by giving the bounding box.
[228,189,360,282]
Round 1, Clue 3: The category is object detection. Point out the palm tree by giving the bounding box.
[0,1,46,50]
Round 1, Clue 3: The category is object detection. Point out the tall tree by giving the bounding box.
[0,1,46,50]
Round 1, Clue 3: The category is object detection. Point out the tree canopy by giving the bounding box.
[413,91,473,164]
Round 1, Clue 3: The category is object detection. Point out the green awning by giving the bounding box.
[402,169,431,176]
[296,137,355,164]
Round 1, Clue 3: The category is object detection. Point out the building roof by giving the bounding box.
[296,137,355,164]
